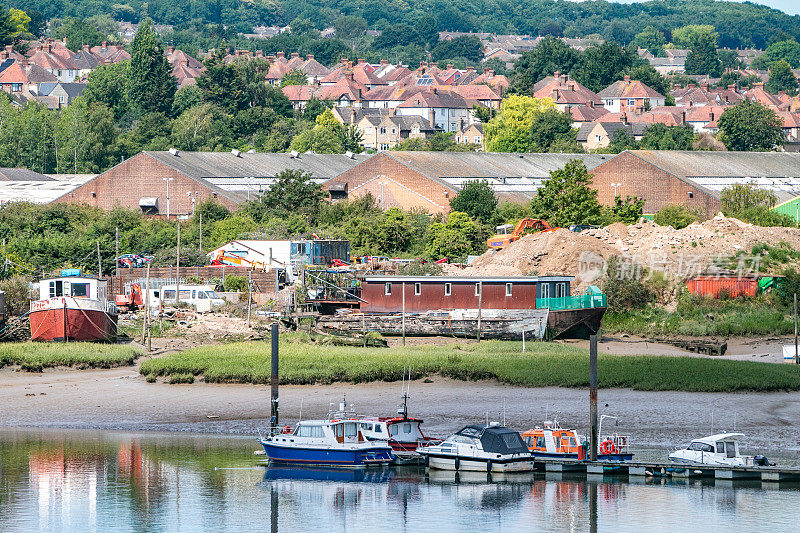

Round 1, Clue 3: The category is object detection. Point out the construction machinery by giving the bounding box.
[115,283,144,312]
[487,218,555,250]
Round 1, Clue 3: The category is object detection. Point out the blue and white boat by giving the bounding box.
[259,418,395,467]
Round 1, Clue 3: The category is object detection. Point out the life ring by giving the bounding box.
[281,425,292,434]
[600,439,617,455]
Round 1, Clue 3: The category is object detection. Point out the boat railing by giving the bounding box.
[536,294,607,310]
[601,433,631,453]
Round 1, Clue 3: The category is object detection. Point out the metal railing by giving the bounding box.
[536,294,607,310]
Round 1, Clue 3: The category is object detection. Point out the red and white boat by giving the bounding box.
[29,270,118,342]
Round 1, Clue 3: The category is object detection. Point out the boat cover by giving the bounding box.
[457,425,529,455]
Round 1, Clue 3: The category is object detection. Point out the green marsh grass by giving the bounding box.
[0,342,141,371]
[139,339,800,392]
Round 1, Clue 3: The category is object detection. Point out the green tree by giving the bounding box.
[53,16,103,51]
[333,15,367,40]
[720,183,777,213]
[425,211,482,260]
[375,208,412,254]
[244,169,324,222]
[653,205,703,229]
[639,124,695,150]
[431,36,484,62]
[8,8,31,39]
[484,95,556,152]
[83,61,130,120]
[449,180,498,224]
[766,60,799,95]
[280,69,308,87]
[374,24,424,49]
[509,36,579,95]
[752,40,800,69]
[572,41,639,93]
[530,160,602,227]
[717,100,783,151]
[529,108,579,152]
[632,26,666,56]
[670,25,718,48]
[289,17,317,36]
[684,29,722,76]
[607,129,638,153]
[612,195,645,223]
[126,19,176,115]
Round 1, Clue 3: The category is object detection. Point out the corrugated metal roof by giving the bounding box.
[628,150,800,201]
[364,275,574,282]
[145,151,371,180]
[0,179,86,203]
[0,167,53,181]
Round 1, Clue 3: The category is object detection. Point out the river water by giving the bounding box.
[1,429,798,532]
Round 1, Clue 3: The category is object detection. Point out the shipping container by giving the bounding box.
[685,276,758,299]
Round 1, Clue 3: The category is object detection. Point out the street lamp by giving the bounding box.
[611,182,621,197]
[163,177,174,219]
[187,191,199,215]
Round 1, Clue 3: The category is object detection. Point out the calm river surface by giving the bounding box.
[1,429,799,532]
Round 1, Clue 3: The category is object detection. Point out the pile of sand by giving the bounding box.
[459,214,800,292]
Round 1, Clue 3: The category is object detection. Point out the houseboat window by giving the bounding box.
[556,283,566,298]
[444,283,452,296]
[414,283,421,295]
[192,290,197,298]
[385,282,392,295]
[505,283,513,296]
[540,284,550,299]
[475,283,481,296]
[198,291,207,299]
[179,290,191,299]
[374,425,382,433]
[163,290,176,299]
[207,291,219,299]
[344,423,358,438]
[71,283,89,297]
[360,423,373,431]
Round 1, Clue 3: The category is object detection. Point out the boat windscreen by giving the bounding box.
[480,428,529,455]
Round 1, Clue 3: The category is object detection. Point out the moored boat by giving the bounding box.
[419,424,534,473]
[668,433,771,467]
[521,416,633,461]
[29,270,117,342]
[259,418,394,467]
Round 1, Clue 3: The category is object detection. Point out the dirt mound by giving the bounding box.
[461,215,800,292]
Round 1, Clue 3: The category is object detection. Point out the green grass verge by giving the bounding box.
[0,342,141,372]
[139,339,800,392]
[604,297,793,337]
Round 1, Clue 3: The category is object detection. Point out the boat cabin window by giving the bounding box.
[344,422,358,439]
[71,283,89,297]
[180,290,191,299]
[403,423,412,434]
[716,442,724,453]
[475,283,481,296]
[192,290,197,298]
[444,283,451,296]
[50,280,63,297]
[360,423,373,432]
[374,425,382,433]
[295,425,324,438]
[198,291,207,299]
[385,282,392,295]
[163,290,176,300]
[389,424,399,436]
[505,283,513,296]
[414,283,421,296]
[536,436,546,448]
[688,442,714,452]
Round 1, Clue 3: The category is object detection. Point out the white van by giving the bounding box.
[151,284,226,312]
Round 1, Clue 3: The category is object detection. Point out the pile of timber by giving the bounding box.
[0,315,31,342]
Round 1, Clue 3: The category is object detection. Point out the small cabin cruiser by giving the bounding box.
[259,418,394,467]
[419,424,534,473]
[522,417,633,461]
[668,433,771,467]
[29,269,117,342]
[357,389,441,462]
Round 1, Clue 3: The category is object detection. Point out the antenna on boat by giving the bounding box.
[502,398,506,427]
[299,399,303,423]
[485,411,489,427]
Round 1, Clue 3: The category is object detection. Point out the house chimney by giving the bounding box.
[447,63,453,70]
[350,108,356,122]
[267,55,275,64]
[709,110,715,121]
[483,67,490,74]
[389,107,396,116]
[357,58,365,64]
[621,112,628,125]
[168,46,175,53]
[467,66,474,72]
[588,100,594,108]
[276,51,285,59]
[255,50,264,58]
[102,41,108,48]
[380,59,387,66]
[701,82,709,92]
[429,108,435,127]
[688,83,695,88]
[489,70,495,77]
[291,52,299,58]
[624,75,630,82]
[306,54,313,60]
[681,110,686,124]
[554,70,560,78]
[83,44,90,52]
[727,84,735,90]
[551,89,559,100]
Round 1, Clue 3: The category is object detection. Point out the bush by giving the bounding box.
[398,260,443,276]
[168,373,195,384]
[776,267,800,307]
[0,276,32,315]
[603,256,653,310]
[653,204,703,229]
[223,275,248,293]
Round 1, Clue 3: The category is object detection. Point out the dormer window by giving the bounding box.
[11,83,21,92]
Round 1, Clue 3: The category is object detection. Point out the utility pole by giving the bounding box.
[198,211,203,253]
[589,334,598,461]
[97,240,102,277]
[247,270,253,328]
[115,226,119,278]
[145,263,151,352]
[476,281,482,341]
[163,177,174,220]
[794,293,798,364]
[402,281,406,346]
[175,222,181,304]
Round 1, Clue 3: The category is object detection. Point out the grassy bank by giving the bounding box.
[139,338,800,392]
[0,343,141,372]
[604,298,793,337]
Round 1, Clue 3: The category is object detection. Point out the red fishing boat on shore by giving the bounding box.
[29,270,118,342]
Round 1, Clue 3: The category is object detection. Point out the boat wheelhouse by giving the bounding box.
[29,270,117,342]
[259,418,394,467]
[419,424,534,473]
[668,433,770,467]
[522,420,632,461]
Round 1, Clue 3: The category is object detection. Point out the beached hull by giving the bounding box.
[423,453,535,473]
[29,298,117,342]
[260,440,394,467]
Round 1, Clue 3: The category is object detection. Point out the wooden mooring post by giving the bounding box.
[589,334,598,461]
[270,323,279,431]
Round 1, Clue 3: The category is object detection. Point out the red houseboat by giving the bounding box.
[29,270,118,342]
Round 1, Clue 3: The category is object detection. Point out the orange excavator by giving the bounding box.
[115,283,144,312]
[486,218,555,250]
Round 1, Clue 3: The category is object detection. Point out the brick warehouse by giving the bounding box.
[53,150,369,217]
[323,152,606,213]
[590,150,800,217]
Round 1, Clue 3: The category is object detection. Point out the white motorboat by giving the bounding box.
[668,433,771,467]
[419,424,535,473]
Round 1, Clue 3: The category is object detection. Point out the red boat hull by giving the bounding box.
[30,305,117,342]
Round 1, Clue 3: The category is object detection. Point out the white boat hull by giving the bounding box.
[425,454,534,472]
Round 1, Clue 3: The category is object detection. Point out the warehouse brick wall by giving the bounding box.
[53,153,239,215]
[590,151,721,216]
[324,153,455,213]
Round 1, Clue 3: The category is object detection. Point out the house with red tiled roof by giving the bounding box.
[90,42,131,64]
[684,105,726,133]
[282,77,368,110]
[321,60,387,89]
[598,76,665,113]
[450,84,501,109]
[743,83,783,108]
[395,89,472,132]
[0,60,57,95]
[569,104,610,127]
[531,72,602,112]
[27,42,79,82]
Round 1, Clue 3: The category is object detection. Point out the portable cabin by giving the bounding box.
[359,276,573,314]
